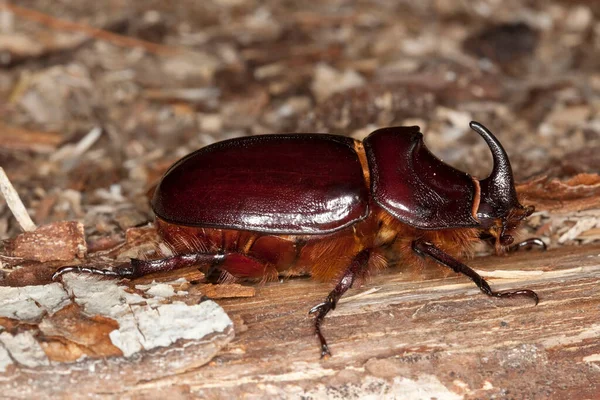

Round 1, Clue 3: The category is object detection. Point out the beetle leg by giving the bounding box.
[51,264,130,279]
[412,239,539,305]
[52,251,274,282]
[53,252,227,280]
[508,238,547,252]
[308,248,371,358]
[478,233,547,253]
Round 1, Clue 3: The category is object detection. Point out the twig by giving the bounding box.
[50,126,103,171]
[0,167,36,232]
[0,2,179,56]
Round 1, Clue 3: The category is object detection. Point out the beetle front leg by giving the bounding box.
[309,248,371,358]
[412,239,539,305]
[509,238,547,252]
[478,233,547,253]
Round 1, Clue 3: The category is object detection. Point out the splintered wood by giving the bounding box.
[517,174,600,213]
[517,174,600,246]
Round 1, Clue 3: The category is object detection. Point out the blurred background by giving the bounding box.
[0,0,598,245]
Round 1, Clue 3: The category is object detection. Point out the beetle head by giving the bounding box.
[470,121,534,248]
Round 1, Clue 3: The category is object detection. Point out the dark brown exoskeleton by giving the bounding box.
[54,121,544,357]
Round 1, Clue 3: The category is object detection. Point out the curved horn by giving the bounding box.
[470,121,513,187]
[470,121,519,215]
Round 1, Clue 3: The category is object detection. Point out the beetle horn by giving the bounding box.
[470,121,520,218]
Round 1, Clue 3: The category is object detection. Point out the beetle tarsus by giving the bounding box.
[309,299,335,358]
[412,239,539,305]
[308,301,330,315]
[52,264,133,280]
[488,288,539,305]
[509,238,547,252]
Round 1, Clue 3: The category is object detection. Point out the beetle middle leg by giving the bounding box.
[412,239,539,304]
[309,248,371,358]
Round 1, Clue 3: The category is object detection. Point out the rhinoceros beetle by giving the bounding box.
[54,121,543,357]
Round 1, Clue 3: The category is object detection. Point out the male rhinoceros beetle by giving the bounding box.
[54,121,543,357]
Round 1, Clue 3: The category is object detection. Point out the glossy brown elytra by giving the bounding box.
[54,121,543,357]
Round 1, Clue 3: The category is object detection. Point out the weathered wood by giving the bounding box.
[1,244,599,398]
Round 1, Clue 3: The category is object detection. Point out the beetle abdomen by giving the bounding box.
[152,134,369,234]
[154,217,363,281]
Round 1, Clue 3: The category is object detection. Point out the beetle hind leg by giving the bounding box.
[412,239,539,305]
[52,264,132,280]
[52,253,226,280]
[309,248,372,358]
[52,252,273,281]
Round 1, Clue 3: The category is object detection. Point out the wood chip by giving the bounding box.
[192,283,256,299]
[6,221,87,262]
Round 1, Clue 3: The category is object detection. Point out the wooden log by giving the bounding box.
[1,243,599,398]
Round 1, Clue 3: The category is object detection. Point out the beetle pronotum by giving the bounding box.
[55,121,543,357]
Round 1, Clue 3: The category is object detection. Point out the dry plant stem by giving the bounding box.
[0,167,36,232]
[0,2,180,55]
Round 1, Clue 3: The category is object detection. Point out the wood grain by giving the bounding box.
[2,244,599,398]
